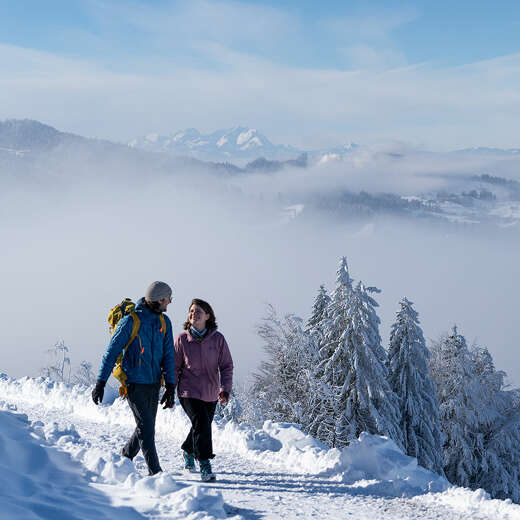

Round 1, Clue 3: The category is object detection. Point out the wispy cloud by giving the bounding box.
[84,0,302,67]
[339,44,408,70]
[320,8,419,42]
[1,1,520,150]
[77,1,417,72]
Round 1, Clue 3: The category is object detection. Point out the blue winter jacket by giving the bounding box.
[97,298,175,385]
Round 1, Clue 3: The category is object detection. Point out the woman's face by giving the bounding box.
[188,304,210,331]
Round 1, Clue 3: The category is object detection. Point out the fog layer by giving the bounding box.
[2,150,519,386]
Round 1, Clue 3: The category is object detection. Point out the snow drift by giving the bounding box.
[0,374,446,495]
[1,374,519,519]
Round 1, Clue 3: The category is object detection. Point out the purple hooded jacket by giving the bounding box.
[174,329,234,402]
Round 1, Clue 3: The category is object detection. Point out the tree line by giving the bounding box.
[248,257,520,503]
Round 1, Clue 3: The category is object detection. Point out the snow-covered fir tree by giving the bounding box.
[387,298,443,474]
[253,305,318,427]
[479,404,520,502]
[470,344,508,411]
[429,326,485,487]
[304,285,332,437]
[306,284,331,334]
[309,257,403,449]
[431,327,520,502]
[333,281,403,447]
[469,344,520,502]
[307,257,354,445]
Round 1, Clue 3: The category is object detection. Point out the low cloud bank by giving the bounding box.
[1,148,519,386]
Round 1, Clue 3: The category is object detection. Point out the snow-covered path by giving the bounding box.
[75,417,474,520]
[1,376,519,520]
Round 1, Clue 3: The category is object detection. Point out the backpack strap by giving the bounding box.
[113,311,142,398]
[115,313,167,395]
[126,311,141,350]
[159,314,168,388]
[159,314,167,337]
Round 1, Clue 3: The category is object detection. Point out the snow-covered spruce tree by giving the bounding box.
[253,305,318,426]
[335,281,403,448]
[310,259,403,449]
[429,327,485,487]
[306,284,331,334]
[304,285,332,436]
[432,330,520,501]
[469,344,520,502]
[479,404,520,503]
[470,344,510,415]
[387,298,443,474]
[307,257,353,445]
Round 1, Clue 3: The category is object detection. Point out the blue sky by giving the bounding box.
[2,1,519,67]
[1,0,520,149]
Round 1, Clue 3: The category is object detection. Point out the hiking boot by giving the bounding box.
[199,459,216,482]
[183,451,197,473]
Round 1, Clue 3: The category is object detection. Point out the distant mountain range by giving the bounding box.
[453,147,520,156]
[2,118,520,231]
[128,126,303,162]
[128,126,301,160]
[3,118,519,164]
[128,126,359,162]
[0,119,310,175]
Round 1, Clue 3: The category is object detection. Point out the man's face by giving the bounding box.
[157,295,172,313]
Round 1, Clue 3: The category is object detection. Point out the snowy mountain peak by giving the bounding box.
[128,126,296,162]
[238,132,263,150]
[216,135,228,148]
[128,125,364,163]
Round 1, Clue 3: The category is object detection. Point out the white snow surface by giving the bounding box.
[1,374,519,519]
[318,152,342,164]
[236,129,259,147]
[216,136,228,148]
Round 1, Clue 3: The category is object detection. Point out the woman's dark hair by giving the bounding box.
[183,298,218,331]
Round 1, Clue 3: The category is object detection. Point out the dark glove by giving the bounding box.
[218,391,229,404]
[160,383,176,409]
[92,380,106,405]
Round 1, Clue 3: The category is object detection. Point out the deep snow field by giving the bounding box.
[1,375,519,520]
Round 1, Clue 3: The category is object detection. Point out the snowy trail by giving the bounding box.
[2,376,519,520]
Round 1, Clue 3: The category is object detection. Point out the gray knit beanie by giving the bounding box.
[145,281,172,302]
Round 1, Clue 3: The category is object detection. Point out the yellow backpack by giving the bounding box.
[108,299,166,398]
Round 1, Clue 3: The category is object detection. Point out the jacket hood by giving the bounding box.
[135,297,157,315]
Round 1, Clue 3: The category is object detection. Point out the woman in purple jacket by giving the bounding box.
[174,298,234,481]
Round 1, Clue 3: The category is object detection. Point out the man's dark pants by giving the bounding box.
[179,397,217,460]
[122,382,162,475]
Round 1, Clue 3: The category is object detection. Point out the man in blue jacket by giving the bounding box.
[92,281,176,475]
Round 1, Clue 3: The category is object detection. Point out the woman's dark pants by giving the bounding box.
[180,397,217,460]
[121,383,162,475]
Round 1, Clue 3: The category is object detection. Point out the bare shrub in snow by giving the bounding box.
[253,305,318,427]
[40,339,71,383]
[72,361,96,386]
